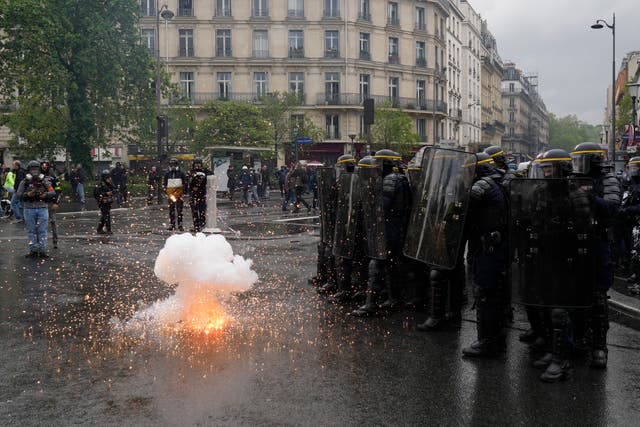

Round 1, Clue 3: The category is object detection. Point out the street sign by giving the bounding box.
[295,137,313,144]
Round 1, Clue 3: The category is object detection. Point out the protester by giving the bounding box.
[94,170,115,235]
[69,163,86,210]
[147,165,162,204]
[9,160,26,223]
[164,158,187,231]
[110,162,128,205]
[226,165,237,200]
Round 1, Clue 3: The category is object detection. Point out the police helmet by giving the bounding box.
[374,149,401,174]
[571,142,605,175]
[27,160,40,171]
[535,148,573,178]
[357,155,378,169]
[40,159,51,171]
[627,156,640,178]
[484,145,506,167]
[336,154,356,172]
[101,170,111,181]
[169,158,179,167]
[475,152,495,177]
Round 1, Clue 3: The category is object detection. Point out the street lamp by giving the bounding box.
[591,14,616,166]
[628,82,640,128]
[348,133,356,155]
[156,2,173,163]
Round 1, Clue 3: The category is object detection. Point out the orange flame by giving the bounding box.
[182,293,228,335]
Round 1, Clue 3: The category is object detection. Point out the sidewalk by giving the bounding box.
[612,276,640,330]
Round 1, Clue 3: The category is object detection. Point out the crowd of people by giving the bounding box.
[311,142,626,383]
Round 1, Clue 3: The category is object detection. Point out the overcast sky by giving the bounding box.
[470,0,640,125]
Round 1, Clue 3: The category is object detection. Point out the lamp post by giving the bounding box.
[628,83,640,128]
[156,2,173,163]
[591,14,616,166]
[348,133,356,156]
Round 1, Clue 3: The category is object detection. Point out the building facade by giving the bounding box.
[443,0,463,145]
[479,19,504,149]
[139,0,451,163]
[501,62,549,157]
[458,0,481,151]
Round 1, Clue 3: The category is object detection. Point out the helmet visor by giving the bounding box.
[628,162,640,177]
[571,153,591,175]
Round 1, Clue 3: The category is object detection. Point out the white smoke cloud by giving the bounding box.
[113,233,258,337]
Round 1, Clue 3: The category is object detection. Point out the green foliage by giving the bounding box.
[369,102,419,156]
[0,0,156,170]
[548,113,602,152]
[259,92,302,150]
[617,85,633,132]
[192,101,272,154]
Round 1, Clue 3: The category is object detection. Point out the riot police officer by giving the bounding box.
[352,150,411,316]
[570,142,621,368]
[462,153,509,358]
[484,145,517,190]
[621,157,640,288]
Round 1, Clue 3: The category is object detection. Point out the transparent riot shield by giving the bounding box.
[509,178,595,307]
[317,167,337,246]
[403,148,476,269]
[359,165,387,260]
[332,172,361,260]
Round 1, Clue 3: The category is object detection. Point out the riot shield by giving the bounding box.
[403,148,476,269]
[406,168,422,198]
[509,178,595,307]
[359,165,387,260]
[317,167,337,245]
[332,172,361,259]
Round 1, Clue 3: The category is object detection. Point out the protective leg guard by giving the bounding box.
[590,291,609,369]
[462,293,505,358]
[540,308,572,382]
[417,269,447,331]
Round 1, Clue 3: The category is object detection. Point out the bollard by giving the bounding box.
[203,174,221,233]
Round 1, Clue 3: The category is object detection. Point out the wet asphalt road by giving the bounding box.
[1,199,640,426]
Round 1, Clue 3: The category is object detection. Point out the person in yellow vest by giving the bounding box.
[164,158,187,231]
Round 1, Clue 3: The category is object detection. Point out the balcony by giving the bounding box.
[289,48,304,58]
[288,9,304,18]
[178,47,194,57]
[387,17,400,27]
[416,57,427,67]
[215,8,232,17]
[169,92,309,106]
[178,7,193,17]
[358,12,371,22]
[315,93,447,113]
[253,49,269,58]
[324,49,339,58]
[252,8,269,18]
[359,51,371,60]
[415,22,426,31]
[388,54,400,64]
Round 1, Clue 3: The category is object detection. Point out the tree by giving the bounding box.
[369,102,419,156]
[616,85,633,133]
[548,113,602,152]
[0,0,156,169]
[291,115,325,161]
[192,101,272,154]
[259,92,302,154]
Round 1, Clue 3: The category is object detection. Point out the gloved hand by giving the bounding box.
[26,190,36,198]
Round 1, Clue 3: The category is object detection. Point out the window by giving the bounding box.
[289,72,305,102]
[417,118,427,141]
[359,0,370,21]
[217,72,231,100]
[216,30,232,57]
[179,29,194,57]
[325,72,340,104]
[288,0,304,17]
[324,0,339,18]
[388,2,399,26]
[359,74,370,101]
[179,72,194,100]
[326,114,340,139]
[416,80,426,102]
[141,29,155,52]
[388,37,399,63]
[416,41,426,66]
[253,0,268,17]
[253,30,268,57]
[253,72,268,98]
[140,0,155,17]
[288,30,304,57]
[509,83,515,92]
[178,0,193,17]
[416,7,426,31]
[509,111,515,122]
[359,33,370,60]
[509,96,515,107]
[325,31,339,57]
[388,77,399,105]
[216,0,232,17]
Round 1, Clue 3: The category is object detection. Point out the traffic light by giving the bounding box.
[156,115,168,138]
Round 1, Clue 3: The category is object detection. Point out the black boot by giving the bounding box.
[462,295,505,358]
[540,309,572,382]
[417,275,445,331]
[590,292,609,369]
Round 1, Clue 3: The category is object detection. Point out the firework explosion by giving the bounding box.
[112,233,258,339]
